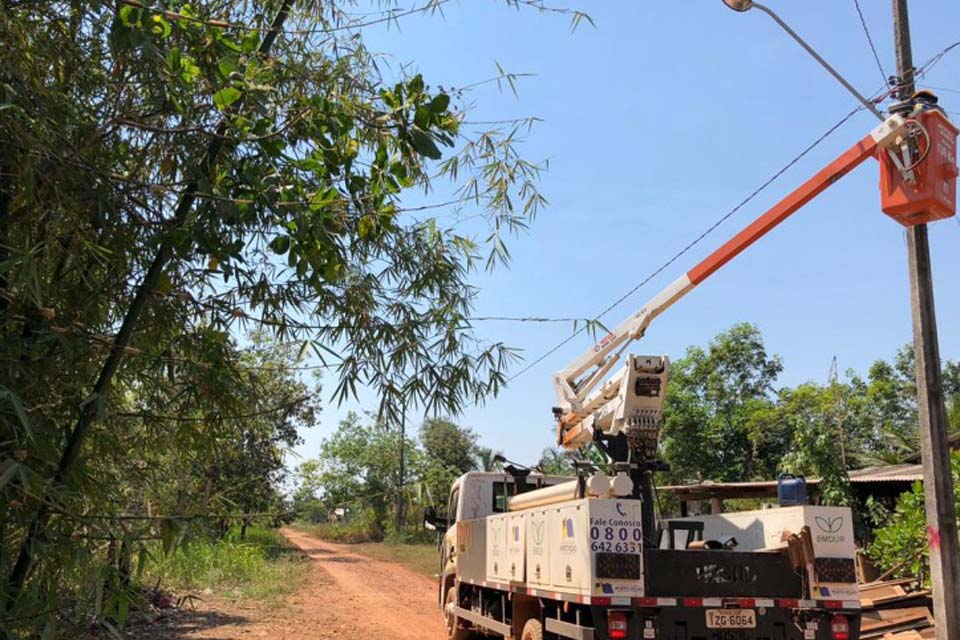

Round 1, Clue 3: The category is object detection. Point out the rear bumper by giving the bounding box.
[598,605,860,640]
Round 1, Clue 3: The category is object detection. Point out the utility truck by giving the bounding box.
[425,99,957,640]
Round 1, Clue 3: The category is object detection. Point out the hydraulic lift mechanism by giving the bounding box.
[552,105,958,477]
[429,98,956,640]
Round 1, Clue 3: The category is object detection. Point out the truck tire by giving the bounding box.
[521,618,543,640]
[444,586,471,640]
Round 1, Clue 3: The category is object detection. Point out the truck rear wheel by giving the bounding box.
[521,618,543,640]
[444,586,471,640]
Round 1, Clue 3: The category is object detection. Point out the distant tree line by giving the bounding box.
[659,323,959,504]
[293,414,501,541]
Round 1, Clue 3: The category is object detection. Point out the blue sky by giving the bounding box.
[290,1,960,471]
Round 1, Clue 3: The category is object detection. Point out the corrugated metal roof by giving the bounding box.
[847,463,924,483]
[903,432,960,463]
[659,479,781,492]
[660,463,924,496]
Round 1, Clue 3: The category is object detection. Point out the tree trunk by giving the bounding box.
[2,1,294,612]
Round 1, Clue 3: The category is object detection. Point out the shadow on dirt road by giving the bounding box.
[121,527,444,640]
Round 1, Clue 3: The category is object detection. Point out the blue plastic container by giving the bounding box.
[777,473,807,506]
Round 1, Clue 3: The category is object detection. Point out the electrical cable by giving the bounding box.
[469,316,586,323]
[901,118,931,172]
[924,85,960,95]
[507,102,871,384]
[505,39,960,382]
[853,0,888,87]
[914,41,960,81]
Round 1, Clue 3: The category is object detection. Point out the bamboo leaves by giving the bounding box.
[0,0,553,630]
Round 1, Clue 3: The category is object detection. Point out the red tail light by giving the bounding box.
[831,614,850,640]
[608,611,628,640]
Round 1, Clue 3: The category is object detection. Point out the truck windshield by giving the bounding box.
[448,488,459,522]
[493,482,507,513]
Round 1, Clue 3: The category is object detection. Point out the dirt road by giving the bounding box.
[133,528,446,640]
[272,528,445,640]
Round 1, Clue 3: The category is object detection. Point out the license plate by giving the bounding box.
[705,609,757,629]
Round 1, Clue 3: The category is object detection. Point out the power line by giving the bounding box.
[469,316,587,323]
[504,39,960,385]
[852,0,888,87]
[915,40,960,79]
[508,101,871,384]
[925,85,960,95]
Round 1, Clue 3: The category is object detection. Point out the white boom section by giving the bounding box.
[552,115,907,451]
[552,273,690,414]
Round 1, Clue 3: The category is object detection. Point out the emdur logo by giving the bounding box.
[815,515,843,534]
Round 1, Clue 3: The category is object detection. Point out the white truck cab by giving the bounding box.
[434,471,573,604]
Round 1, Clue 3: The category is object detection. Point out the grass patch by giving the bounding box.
[293,520,377,543]
[348,541,439,577]
[144,526,308,605]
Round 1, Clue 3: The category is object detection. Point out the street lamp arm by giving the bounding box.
[726,1,886,120]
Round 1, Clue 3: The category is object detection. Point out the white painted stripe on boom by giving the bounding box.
[870,114,905,144]
[557,273,693,384]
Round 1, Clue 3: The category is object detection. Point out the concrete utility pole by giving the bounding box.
[892,2,960,637]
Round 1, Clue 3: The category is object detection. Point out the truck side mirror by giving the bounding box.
[423,506,448,533]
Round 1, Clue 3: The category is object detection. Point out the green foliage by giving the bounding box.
[537,447,575,476]
[307,412,408,540]
[420,418,479,475]
[0,0,563,630]
[474,446,505,472]
[294,413,491,540]
[867,483,930,581]
[536,444,605,476]
[419,417,500,509]
[293,519,381,544]
[662,323,783,483]
[756,383,852,506]
[866,452,960,583]
[661,326,959,511]
[143,526,307,604]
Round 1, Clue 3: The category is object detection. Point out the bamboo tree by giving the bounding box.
[3,0,296,612]
[0,0,577,630]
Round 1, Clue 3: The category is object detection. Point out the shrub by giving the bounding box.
[866,451,960,583]
[143,526,306,602]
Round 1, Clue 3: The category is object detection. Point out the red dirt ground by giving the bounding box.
[126,527,445,640]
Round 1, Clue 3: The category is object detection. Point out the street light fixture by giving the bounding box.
[722,0,753,11]
[721,0,884,119]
